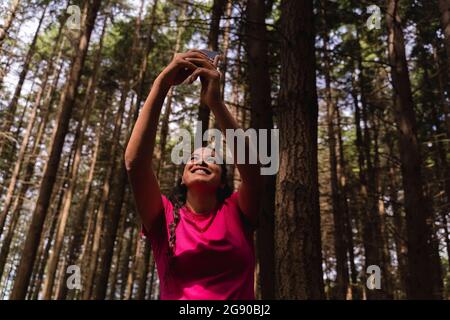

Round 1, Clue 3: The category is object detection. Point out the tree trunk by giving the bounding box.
[107,201,129,299]
[421,60,446,299]
[335,104,358,298]
[10,0,102,300]
[0,4,47,154]
[120,226,136,299]
[386,0,436,299]
[245,0,275,300]
[350,30,388,299]
[131,0,159,300]
[56,105,105,300]
[40,16,107,300]
[274,0,324,299]
[0,54,65,280]
[320,2,349,299]
[30,148,74,300]
[438,0,450,74]
[0,20,65,236]
[124,228,140,299]
[83,91,126,299]
[197,0,226,133]
[91,1,147,299]
[220,0,232,101]
[389,167,409,298]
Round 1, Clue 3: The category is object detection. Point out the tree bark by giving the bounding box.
[320,2,349,299]
[91,0,147,299]
[131,0,159,300]
[197,0,227,133]
[438,0,450,74]
[0,4,47,154]
[10,0,102,300]
[386,0,436,299]
[245,0,275,300]
[335,103,358,298]
[275,0,324,299]
[0,19,65,236]
[55,105,105,300]
[41,16,107,300]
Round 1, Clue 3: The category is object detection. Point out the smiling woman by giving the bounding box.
[124,49,263,300]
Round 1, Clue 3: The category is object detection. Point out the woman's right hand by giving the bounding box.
[157,49,210,87]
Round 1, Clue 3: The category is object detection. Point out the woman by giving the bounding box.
[124,49,262,300]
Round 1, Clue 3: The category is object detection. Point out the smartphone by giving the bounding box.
[200,49,220,62]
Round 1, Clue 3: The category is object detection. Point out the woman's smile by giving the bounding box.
[191,166,212,175]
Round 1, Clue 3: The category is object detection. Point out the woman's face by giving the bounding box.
[182,147,223,192]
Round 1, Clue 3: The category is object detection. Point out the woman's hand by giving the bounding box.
[185,53,222,107]
[157,50,206,87]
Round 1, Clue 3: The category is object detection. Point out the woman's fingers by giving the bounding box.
[213,54,221,67]
[186,67,218,84]
[185,57,215,70]
[177,58,198,71]
[186,48,210,59]
[187,68,207,84]
[179,51,208,60]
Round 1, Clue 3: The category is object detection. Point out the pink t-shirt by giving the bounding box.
[141,192,256,300]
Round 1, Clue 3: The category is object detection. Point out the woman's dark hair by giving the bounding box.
[167,161,233,260]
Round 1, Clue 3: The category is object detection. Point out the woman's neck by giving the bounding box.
[186,189,218,214]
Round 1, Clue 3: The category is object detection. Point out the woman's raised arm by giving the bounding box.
[185,54,263,226]
[124,50,202,233]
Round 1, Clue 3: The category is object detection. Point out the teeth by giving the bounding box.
[193,168,209,175]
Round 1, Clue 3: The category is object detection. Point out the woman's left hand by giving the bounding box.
[185,50,222,107]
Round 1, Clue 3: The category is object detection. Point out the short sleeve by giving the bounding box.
[226,192,258,232]
[140,195,173,252]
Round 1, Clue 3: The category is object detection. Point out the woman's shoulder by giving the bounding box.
[224,191,239,203]
[221,191,256,230]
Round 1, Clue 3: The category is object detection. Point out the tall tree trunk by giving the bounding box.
[10,0,102,300]
[220,0,232,101]
[350,29,388,299]
[131,0,159,300]
[156,2,186,178]
[124,227,140,300]
[245,0,275,300]
[197,0,226,133]
[275,0,324,299]
[0,21,65,236]
[91,0,147,299]
[421,60,446,299]
[107,201,129,299]
[56,106,105,300]
[74,190,103,300]
[40,17,107,300]
[120,226,137,299]
[320,2,349,299]
[386,0,436,299]
[83,92,126,299]
[0,4,47,154]
[0,54,65,280]
[29,148,74,300]
[373,117,394,299]
[335,103,358,298]
[0,89,40,276]
[438,0,450,74]
[390,172,409,298]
